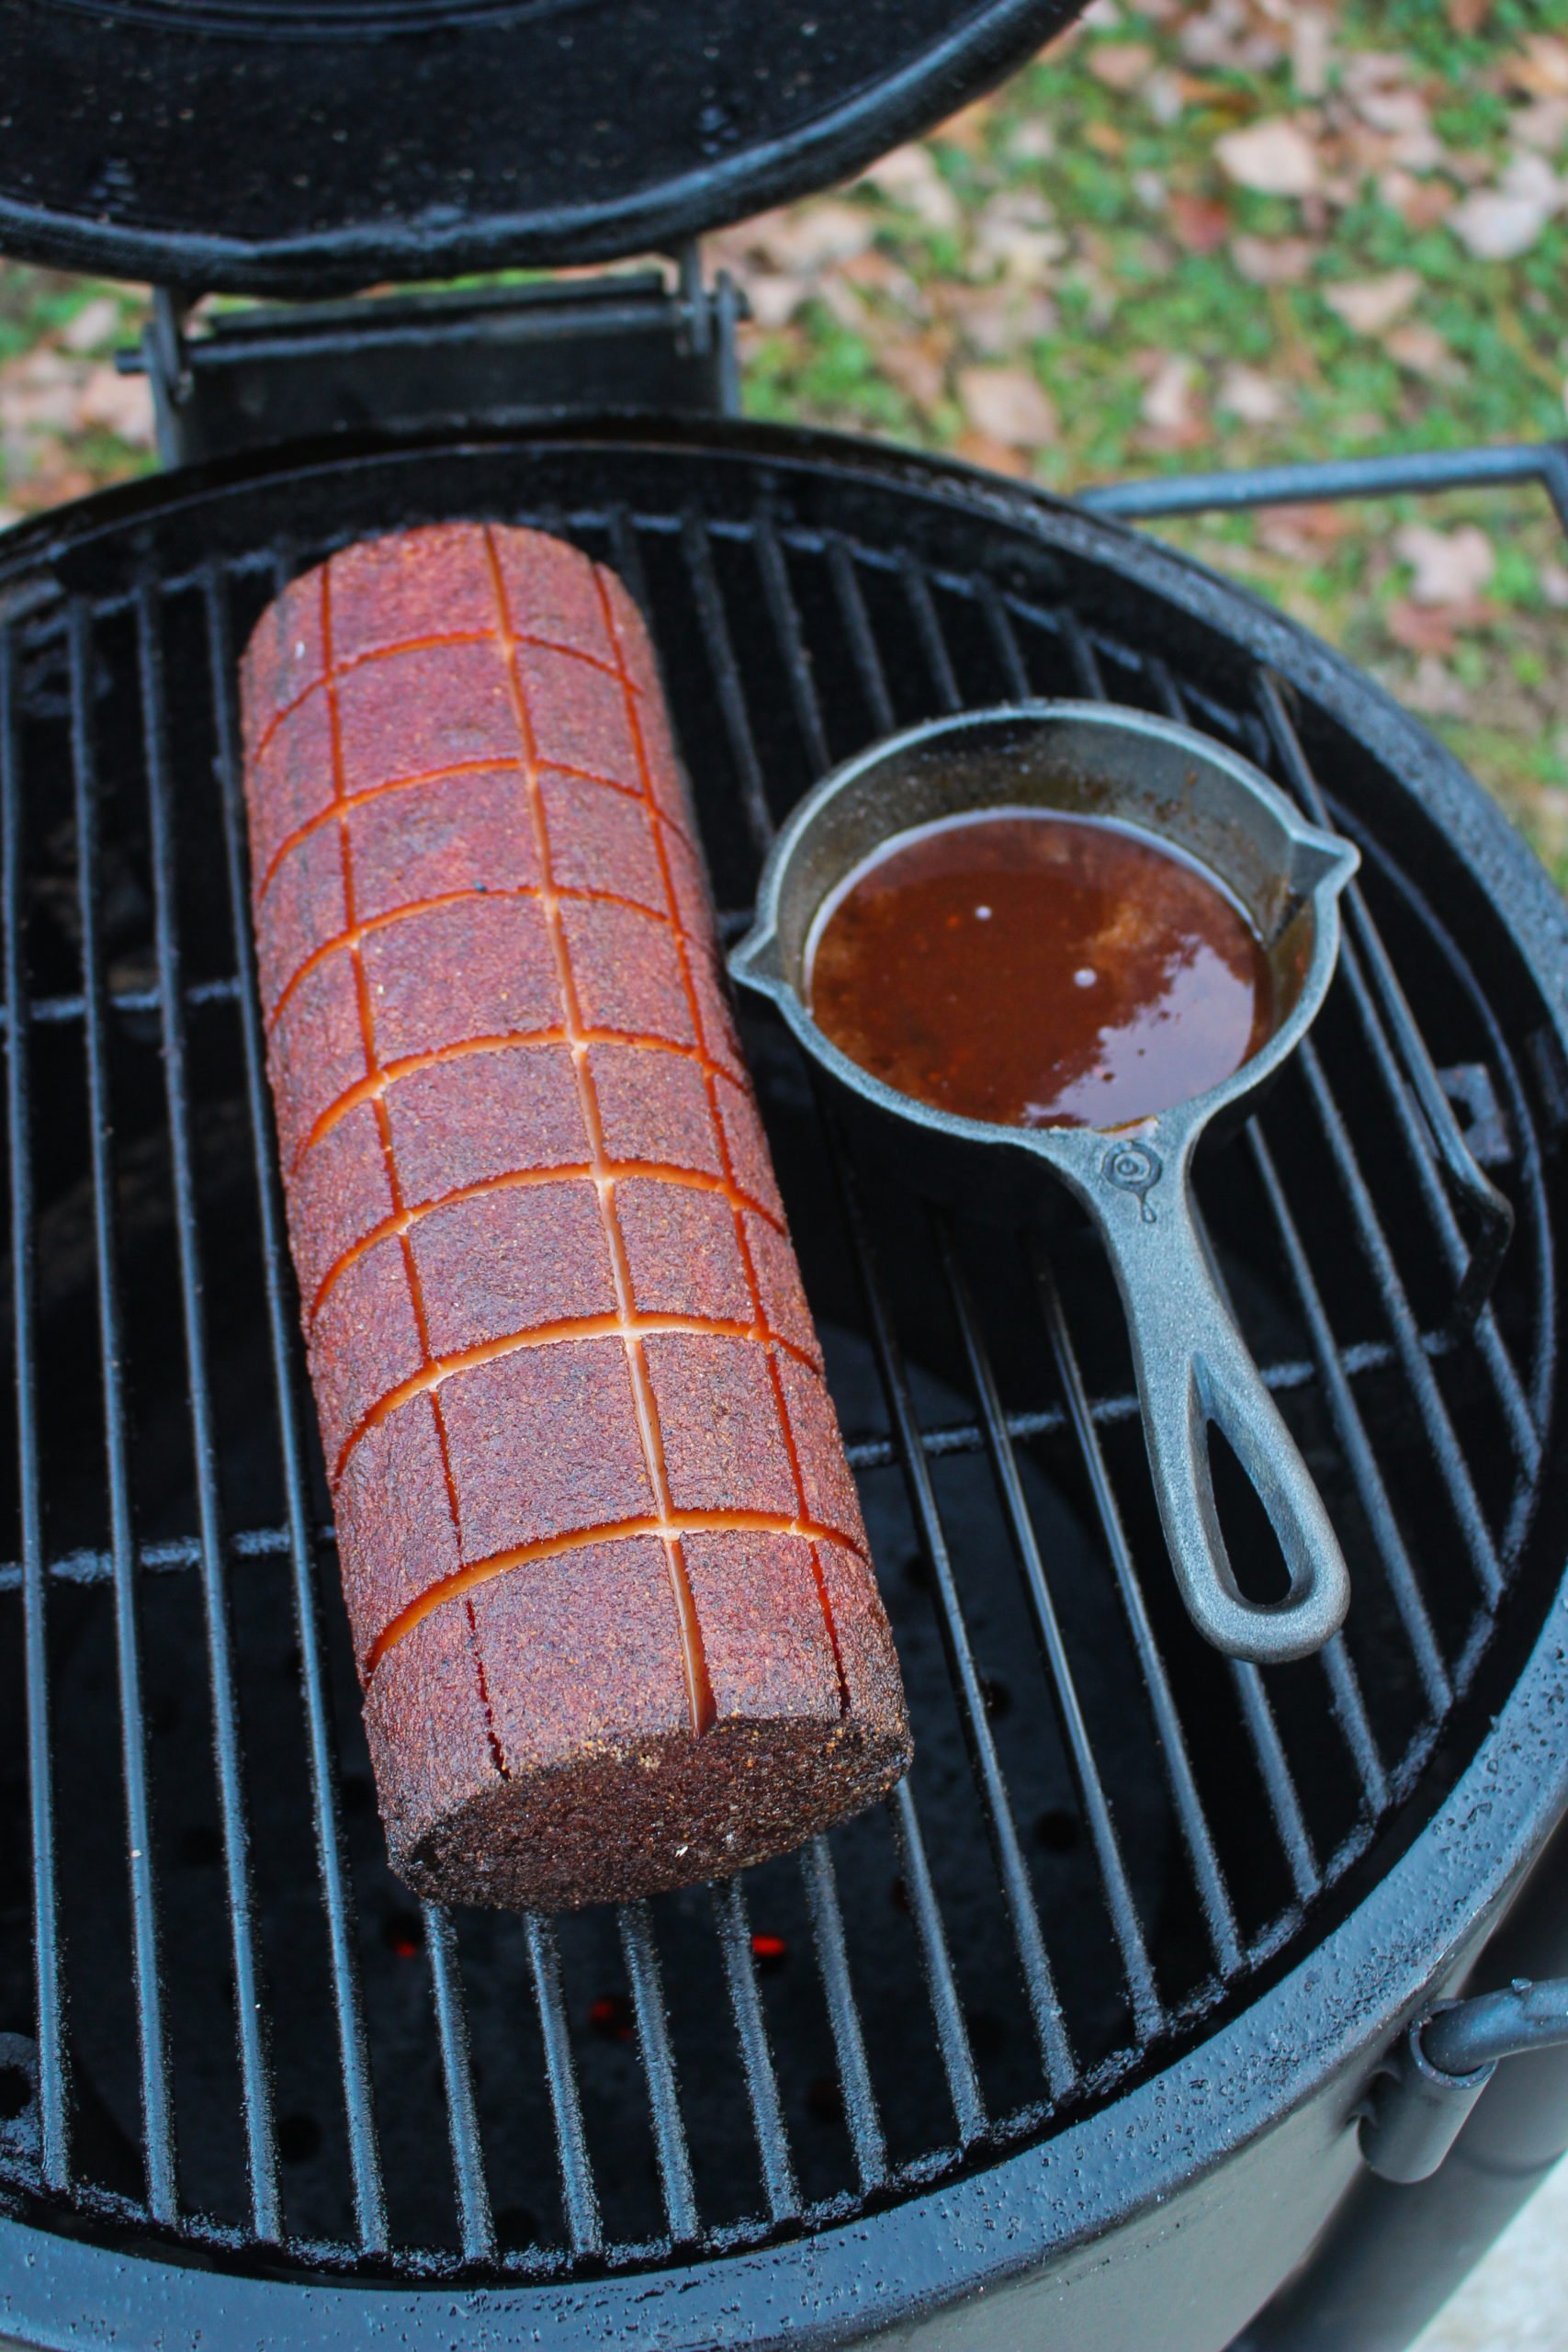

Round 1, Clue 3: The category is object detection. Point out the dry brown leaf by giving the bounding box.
[76,367,154,445]
[1215,362,1291,424]
[62,297,121,355]
[1256,503,1354,560]
[956,364,1059,449]
[1449,164,1562,260]
[1402,653,1472,718]
[1231,232,1315,284]
[749,201,874,274]
[1384,321,1463,381]
[1291,11,1332,100]
[863,146,960,232]
[1215,115,1321,196]
[1378,170,1457,230]
[1386,597,1496,655]
[1169,191,1232,253]
[1512,96,1568,153]
[952,431,1033,480]
[1088,40,1155,92]
[1446,0,1490,34]
[1506,34,1568,98]
[933,96,998,154]
[1086,120,1126,156]
[744,274,808,331]
[1139,352,1207,445]
[879,336,951,410]
[1393,521,1495,605]
[1323,268,1421,334]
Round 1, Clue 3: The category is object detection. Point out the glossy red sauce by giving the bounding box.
[807,808,1273,1130]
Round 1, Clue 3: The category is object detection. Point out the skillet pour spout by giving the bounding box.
[732,703,1360,1667]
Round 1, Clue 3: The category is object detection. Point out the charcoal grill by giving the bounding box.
[1,8,1567,2351]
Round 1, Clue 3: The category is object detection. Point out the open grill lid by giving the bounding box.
[0,0,1084,296]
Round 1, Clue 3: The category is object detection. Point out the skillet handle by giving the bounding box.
[1090,1147,1350,1665]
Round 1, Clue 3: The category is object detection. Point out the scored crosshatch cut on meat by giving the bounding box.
[240,521,911,1911]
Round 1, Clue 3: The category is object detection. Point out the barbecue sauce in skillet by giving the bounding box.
[807,808,1273,1130]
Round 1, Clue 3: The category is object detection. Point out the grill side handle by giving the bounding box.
[1360,1978,1568,2186]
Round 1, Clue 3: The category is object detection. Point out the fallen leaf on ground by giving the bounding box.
[934,96,998,154]
[1394,521,1496,605]
[1379,169,1456,230]
[1291,12,1332,101]
[1506,35,1568,99]
[956,364,1058,448]
[973,193,1068,280]
[62,297,121,355]
[1215,116,1321,197]
[75,366,153,444]
[1140,352,1207,443]
[1257,503,1354,559]
[953,431,1033,480]
[1323,268,1421,334]
[1511,97,1568,153]
[1231,232,1315,284]
[750,200,874,274]
[1215,361,1291,423]
[1169,191,1231,252]
[745,274,807,330]
[863,146,960,233]
[1540,561,1568,610]
[1143,69,1186,126]
[879,335,951,410]
[1384,321,1463,381]
[1446,0,1490,35]
[1449,183,1556,259]
[1088,40,1154,91]
[1387,596,1496,655]
[1402,653,1473,717]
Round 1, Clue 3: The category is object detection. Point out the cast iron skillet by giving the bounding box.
[731,703,1359,1666]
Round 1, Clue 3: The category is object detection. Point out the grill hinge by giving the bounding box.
[118,243,746,468]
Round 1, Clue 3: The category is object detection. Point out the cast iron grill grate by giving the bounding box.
[0,434,1560,2281]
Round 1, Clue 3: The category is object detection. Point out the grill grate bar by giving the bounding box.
[139,581,282,2239]
[1230,1664,1320,1905]
[712,1879,801,2227]
[832,1130,1076,2101]
[524,1915,603,2260]
[899,560,961,715]
[827,538,897,737]
[887,1780,987,2143]
[422,1905,494,2264]
[1256,675,1528,1443]
[940,1225,1163,2043]
[1055,607,1106,700]
[799,1838,888,2196]
[617,1901,699,2245]
[70,601,177,2224]
[1032,1246,1243,1978]
[976,580,1032,701]
[2,626,69,2190]
[1296,1037,1502,1604]
[682,514,775,858]
[204,567,389,2253]
[1321,1640,1388,1815]
[0,974,243,1031]
[0,1321,1459,1592]
[754,513,830,776]
[1247,1127,1451,1713]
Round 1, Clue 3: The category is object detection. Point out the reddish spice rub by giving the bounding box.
[241,522,911,1912]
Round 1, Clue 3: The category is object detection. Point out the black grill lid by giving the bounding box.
[0,0,1084,296]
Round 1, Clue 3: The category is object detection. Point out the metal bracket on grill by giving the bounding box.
[119,245,746,468]
[1360,1976,1568,2184]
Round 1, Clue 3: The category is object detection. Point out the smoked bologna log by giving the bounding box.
[240,522,910,1910]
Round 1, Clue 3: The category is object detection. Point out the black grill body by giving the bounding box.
[0,421,1565,2350]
